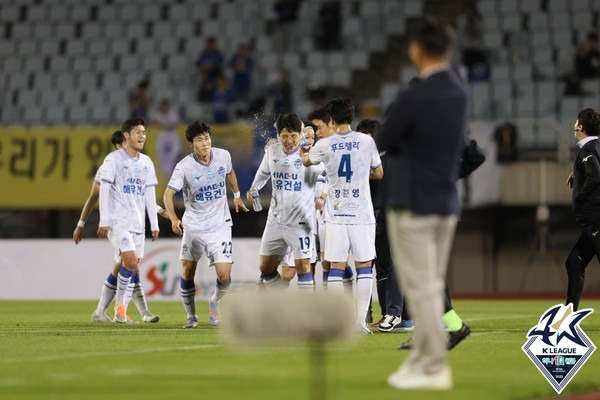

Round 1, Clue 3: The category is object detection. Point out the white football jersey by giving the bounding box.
[167,148,233,233]
[308,131,381,224]
[100,148,158,234]
[94,163,103,184]
[251,142,323,227]
[315,173,328,225]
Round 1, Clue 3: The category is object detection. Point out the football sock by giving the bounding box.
[443,309,463,332]
[116,267,132,306]
[210,279,231,303]
[131,273,149,316]
[97,273,117,312]
[322,270,329,288]
[262,270,281,289]
[356,267,373,325]
[180,278,196,319]
[343,265,354,294]
[297,272,315,291]
[123,273,135,309]
[327,268,344,293]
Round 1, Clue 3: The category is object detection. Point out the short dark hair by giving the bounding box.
[577,108,600,136]
[185,120,212,142]
[303,120,317,132]
[307,106,331,123]
[356,119,380,136]
[325,97,354,125]
[408,17,455,57]
[275,113,302,134]
[110,130,124,147]
[121,118,145,134]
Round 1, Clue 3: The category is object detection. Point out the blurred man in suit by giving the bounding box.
[376,17,468,390]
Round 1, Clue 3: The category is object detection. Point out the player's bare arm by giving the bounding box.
[163,187,184,236]
[370,165,384,180]
[73,181,100,244]
[226,169,249,213]
[300,146,313,167]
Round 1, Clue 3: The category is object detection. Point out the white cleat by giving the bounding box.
[91,311,113,323]
[356,323,373,335]
[142,312,160,323]
[387,365,452,390]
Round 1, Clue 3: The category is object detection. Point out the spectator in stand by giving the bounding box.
[273,0,301,52]
[316,0,341,51]
[270,70,293,116]
[229,44,254,102]
[152,99,183,180]
[196,37,224,102]
[575,33,600,79]
[211,75,235,124]
[129,80,151,121]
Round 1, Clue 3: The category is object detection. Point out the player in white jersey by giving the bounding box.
[75,130,164,324]
[97,118,160,323]
[307,106,355,290]
[302,98,383,333]
[163,121,249,328]
[247,113,323,291]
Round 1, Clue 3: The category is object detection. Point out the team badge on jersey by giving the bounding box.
[283,158,290,168]
[207,170,214,179]
[121,237,129,246]
[218,166,226,177]
[522,304,596,394]
[294,158,302,169]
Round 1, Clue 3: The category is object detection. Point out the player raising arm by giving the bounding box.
[163,121,248,329]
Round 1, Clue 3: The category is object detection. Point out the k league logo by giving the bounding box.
[522,304,595,394]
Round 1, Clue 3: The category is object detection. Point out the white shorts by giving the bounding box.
[280,248,295,267]
[325,223,375,263]
[260,220,313,260]
[180,227,233,265]
[317,218,326,255]
[108,227,145,259]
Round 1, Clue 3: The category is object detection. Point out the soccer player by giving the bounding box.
[97,118,160,323]
[75,130,163,323]
[301,98,384,333]
[163,121,249,328]
[247,113,323,291]
[565,108,600,310]
[307,106,354,291]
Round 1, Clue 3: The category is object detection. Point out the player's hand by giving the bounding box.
[299,145,311,155]
[73,227,83,244]
[151,230,159,241]
[246,191,255,203]
[567,172,574,188]
[97,226,109,238]
[171,219,184,236]
[234,197,249,213]
[315,198,325,212]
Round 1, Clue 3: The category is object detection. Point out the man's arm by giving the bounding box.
[163,187,183,236]
[376,91,412,152]
[226,169,249,213]
[145,186,159,241]
[578,150,600,199]
[246,152,272,203]
[370,165,384,180]
[73,182,100,244]
[97,181,111,238]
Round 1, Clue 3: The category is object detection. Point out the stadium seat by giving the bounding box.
[349,51,369,69]
[380,83,400,112]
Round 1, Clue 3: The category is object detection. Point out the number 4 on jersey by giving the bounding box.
[338,154,353,183]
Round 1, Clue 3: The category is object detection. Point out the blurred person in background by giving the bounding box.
[229,43,254,102]
[196,37,224,102]
[211,75,235,124]
[273,0,301,52]
[129,80,151,121]
[575,33,600,79]
[269,70,293,117]
[152,98,183,180]
[315,0,341,51]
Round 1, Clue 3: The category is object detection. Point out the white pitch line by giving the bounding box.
[0,344,218,364]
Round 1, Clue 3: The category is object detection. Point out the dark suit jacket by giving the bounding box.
[573,138,600,226]
[376,70,468,216]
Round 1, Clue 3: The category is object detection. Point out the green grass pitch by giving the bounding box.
[0,300,599,400]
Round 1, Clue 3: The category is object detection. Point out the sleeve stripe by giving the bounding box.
[100,179,114,184]
[167,185,181,191]
[371,163,382,169]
